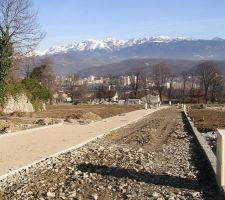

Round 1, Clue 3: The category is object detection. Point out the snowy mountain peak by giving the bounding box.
[151,36,190,42]
[212,37,225,41]
[35,36,192,56]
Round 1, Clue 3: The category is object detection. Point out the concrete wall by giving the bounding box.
[217,129,225,191]
[183,111,217,175]
[183,111,225,197]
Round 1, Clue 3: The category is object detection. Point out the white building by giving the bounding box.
[119,75,131,86]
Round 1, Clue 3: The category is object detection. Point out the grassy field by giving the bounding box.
[32,104,143,119]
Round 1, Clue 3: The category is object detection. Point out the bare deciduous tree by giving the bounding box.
[152,63,169,101]
[95,84,108,101]
[129,68,144,99]
[167,74,175,101]
[72,84,88,103]
[189,73,197,103]
[197,61,219,103]
[181,71,188,102]
[19,52,37,78]
[210,75,224,103]
[0,0,45,52]
[66,73,79,102]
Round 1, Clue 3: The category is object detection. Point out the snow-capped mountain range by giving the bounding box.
[36,36,193,56]
[34,36,225,75]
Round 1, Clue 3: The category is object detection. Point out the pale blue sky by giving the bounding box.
[33,0,225,50]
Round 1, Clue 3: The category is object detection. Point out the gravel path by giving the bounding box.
[0,108,222,200]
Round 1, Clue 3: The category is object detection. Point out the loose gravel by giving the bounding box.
[0,108,222,200]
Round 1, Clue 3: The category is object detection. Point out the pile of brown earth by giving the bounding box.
[0,120,13,133]
[65,111,102,124]
[0,118,61,134]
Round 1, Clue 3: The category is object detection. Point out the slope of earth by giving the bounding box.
[78,58,225,77]
[46,52,117,75]
[78,58,200,76]
[0,108,221,199]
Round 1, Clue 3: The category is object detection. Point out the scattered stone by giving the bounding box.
[152,192,160,198]
[34,119,50,126]
[91,193,98,200]
[157,197,165,200]
[47,192,56,198]
[0,120,11,132]
[16,189,22,195]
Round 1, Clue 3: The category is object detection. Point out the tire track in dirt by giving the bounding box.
[106,108,180,152]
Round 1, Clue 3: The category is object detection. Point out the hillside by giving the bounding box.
[78,59,225,76]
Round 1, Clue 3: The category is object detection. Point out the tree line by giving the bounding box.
[129,61,224,103]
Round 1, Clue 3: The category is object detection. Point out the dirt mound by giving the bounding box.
[0,120,14,133]
[66,111,101,121]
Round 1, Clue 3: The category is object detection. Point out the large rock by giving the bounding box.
[3,94,34,114]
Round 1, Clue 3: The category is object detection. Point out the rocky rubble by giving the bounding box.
[0,120,13,133]
[0,117,61,135]
[33,118,60,126]
[0,109,221,200]
[202,131,217,154]
[65,111,101,125]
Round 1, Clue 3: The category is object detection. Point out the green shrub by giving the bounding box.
[6,80,23,97]
[0,80,23,106]
[21,78,50,102]
[0,78,50,110]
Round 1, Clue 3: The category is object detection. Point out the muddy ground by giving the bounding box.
[0,108,222,200]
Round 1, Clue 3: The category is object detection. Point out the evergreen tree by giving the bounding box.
[30,65,46,82]
[0,29,13,90]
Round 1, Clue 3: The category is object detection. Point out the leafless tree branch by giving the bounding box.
[0,0,45,53]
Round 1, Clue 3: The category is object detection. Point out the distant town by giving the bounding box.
[53,67,225,105]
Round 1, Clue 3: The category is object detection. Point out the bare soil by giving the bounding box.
[0,104,142,134]
[32,104,143,119]
[188,109,225,132]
